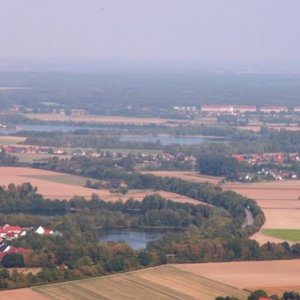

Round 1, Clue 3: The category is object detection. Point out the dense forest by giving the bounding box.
[2,72,300,114]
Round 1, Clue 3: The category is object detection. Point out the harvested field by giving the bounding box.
[250,232,289,244]
[224,180,300,243]
[0,167,201,204]
[33,265,248,300]
[24,174,99,187]
[0,288,47,300]
[142,171,223,185]
[25,113,178,126]
[24,113,219,127]
[175,259,300,292]
[257,286,300,297]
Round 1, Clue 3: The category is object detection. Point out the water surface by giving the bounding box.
[121,134,224,145]
[99,229,164,249]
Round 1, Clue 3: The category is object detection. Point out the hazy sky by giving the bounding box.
[1,0,300,68]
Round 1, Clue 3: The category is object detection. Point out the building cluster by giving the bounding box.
[0,224,61,261]
[0,224,59,242]
[172,104,300,119]
[3,145,66,156]
[231,153,300,182]
[0,243,30,260]
[231,153,300,164]
[83,150,196,168]
[0,224,26,241]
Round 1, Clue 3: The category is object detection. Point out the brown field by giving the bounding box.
[175,259,300,293]
[24,113,180,126]
[4,261,300,299]
[25,113,221,127]
[0,167,201,205]
[142,171,223,185]
[0,288,47,300]
[32,265,248,300]
[142,171,300,242]
[250,232,290,244]
[225,181,300,228]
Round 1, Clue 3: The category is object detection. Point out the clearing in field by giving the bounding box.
[262,229,300,242]
[32,265,248,300]
[0,167,202,204]
[175,259,300,294]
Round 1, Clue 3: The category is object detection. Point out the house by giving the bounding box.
[0,247,30,260]
[0,224,23,240]
[53,149,66,155]
[34,226,54,236]
[0,243,30,260]
[201,104,256,114]
[231,154,245,162]
[108,179,128,189]
[53,231,63,237]
[260,105,288,113]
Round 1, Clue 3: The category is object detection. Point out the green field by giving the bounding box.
[33,265,248,300]
[22,174,99,187]
[262,229,300,241]
[0,139,18,145]
[0,137,26,145]
[14,153,70,163]
[100,148,162,154]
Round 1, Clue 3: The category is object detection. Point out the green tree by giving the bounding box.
[248,290,268,300]
[2,253,25,268]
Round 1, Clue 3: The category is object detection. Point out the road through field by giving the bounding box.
[146,170,300,243]
[225,180,300,243]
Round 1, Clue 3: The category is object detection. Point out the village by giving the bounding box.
[231,152,300,182]
[0,224,61,261]
[1,144,197,171]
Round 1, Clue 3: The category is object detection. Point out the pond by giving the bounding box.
[120,134,225,145]
[99,229,164,250]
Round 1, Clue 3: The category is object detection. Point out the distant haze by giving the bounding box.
[1,0,300,71]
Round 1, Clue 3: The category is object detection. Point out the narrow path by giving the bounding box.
[242,208,254,228]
